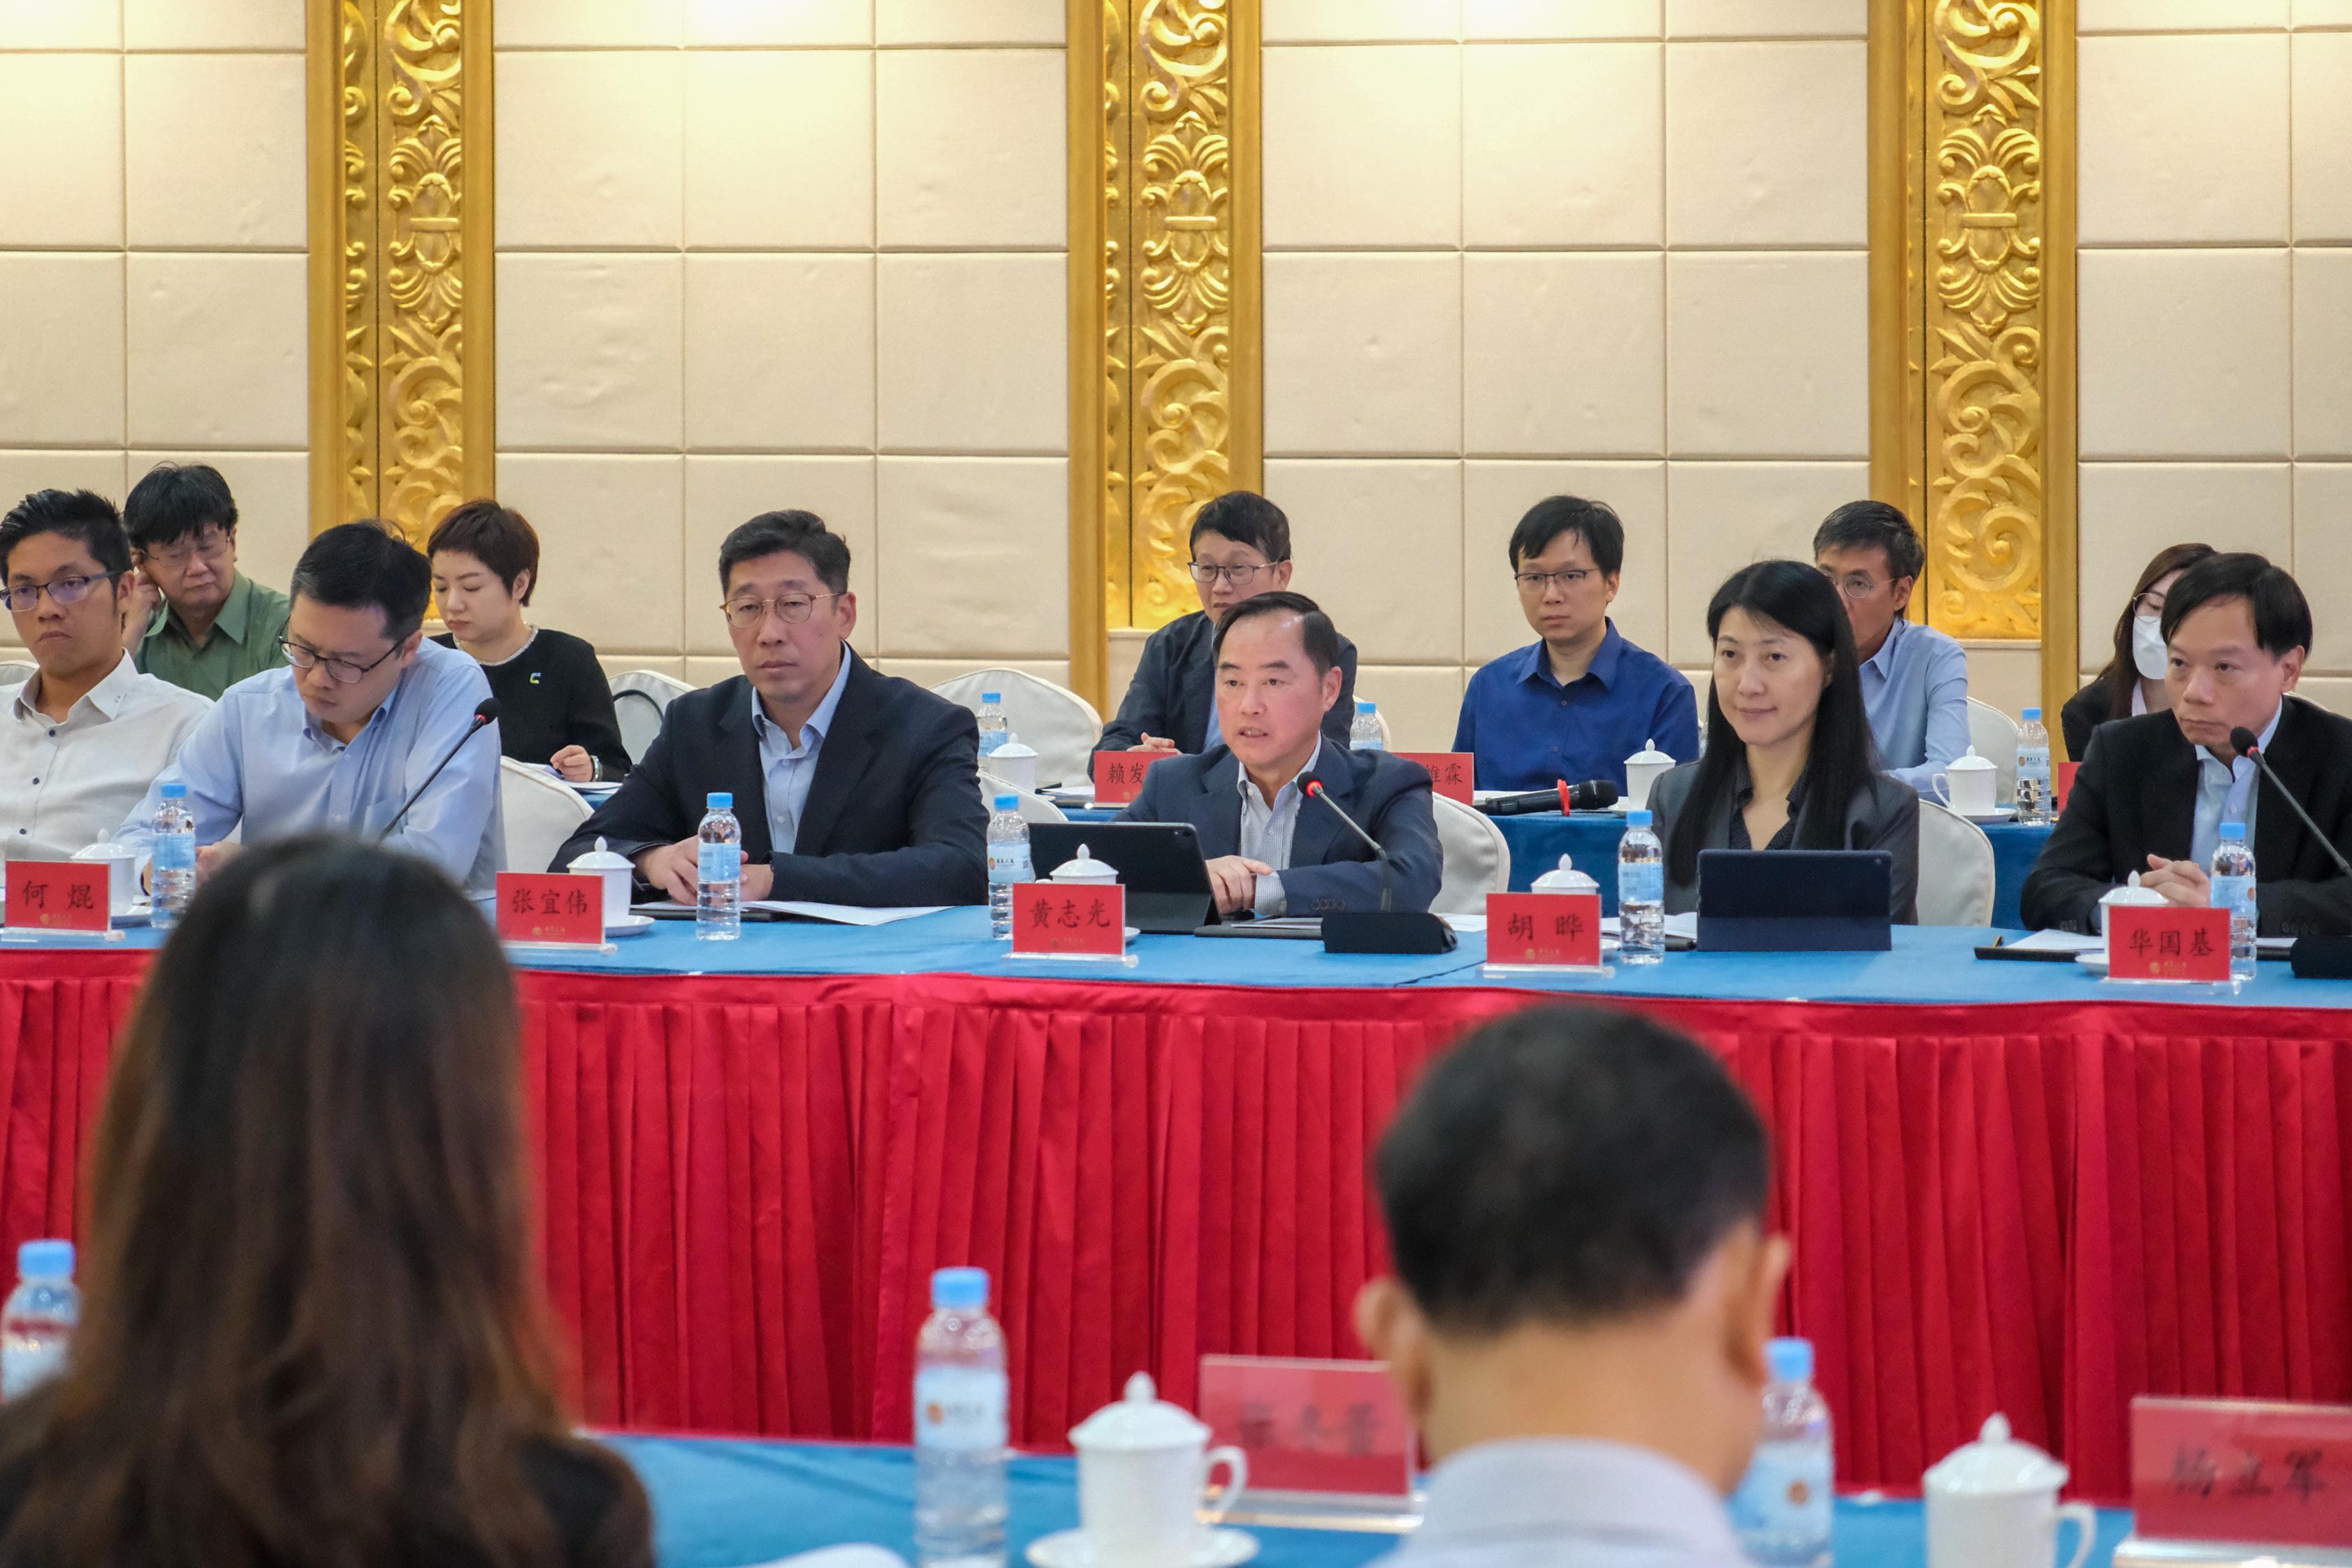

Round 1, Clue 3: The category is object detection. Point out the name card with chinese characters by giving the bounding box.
[2055,761,2080,813]
[1486,892,1604,968]
[2107,905,2230,982]
[1091,750,1176,808]
[1198,1356,1413,1499]
[495,873,604,945]
[4,862,108,932]
[1011,881,1125,957]
[1396,753,1474,804]
[2132,1397,2352,1548]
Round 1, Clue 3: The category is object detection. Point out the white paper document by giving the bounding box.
[746,901,948,926]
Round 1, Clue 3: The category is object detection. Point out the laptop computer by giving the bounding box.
[1696,849,1894,952]
[1027,822,1221,934]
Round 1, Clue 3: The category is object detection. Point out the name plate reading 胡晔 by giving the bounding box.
[1485,892,1603,968]
[5,862,110,932]
[1091,750,1177,808]
[2108,905,2230,983]
[2131,1396,2352,1548]
[495,873,604,945]
[1396,753,1474,805]
[1011,881,1124,957]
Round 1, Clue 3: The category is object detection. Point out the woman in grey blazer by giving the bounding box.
[1648,560,1919,922]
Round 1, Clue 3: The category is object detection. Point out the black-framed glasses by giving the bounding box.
[280,635,401,685]
[723,592,841,631]
[140,530,232,569]
[1513,567,1595,595]
[1820,567,1885,602]
[1186,561,1270,586]
[0,572,120,614]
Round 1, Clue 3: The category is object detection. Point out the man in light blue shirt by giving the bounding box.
[117,522,503,896]
[754,645,851,855]
[1815,500,1970,795]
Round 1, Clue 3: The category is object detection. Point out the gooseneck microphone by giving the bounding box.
[1479,780,1619,816]
[2229,725,2352,877]
[379,697,501,841]
[1301,778,1456,954]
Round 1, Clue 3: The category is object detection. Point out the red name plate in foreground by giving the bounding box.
[1011,881,1124,957]
[1486,892,1603,967]
[2055,760,2080,813]
[495,873,604,945]
[5,862,108,932]
[2133,1396,2352,1548]
[1091,749,1177,807]
[1198,1355,1414,1498]
[2107,904,2230,982]
[1396,752,1474,804]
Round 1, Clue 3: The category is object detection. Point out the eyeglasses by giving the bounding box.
[1820,568,1887,602]
[0,572,119,614]
[722,592,841,631]
[2134,590,2168,618]
[1186,561,1270,587]
[279,635,401,685]
[141,532,231,569]
[1513,567,1596,595]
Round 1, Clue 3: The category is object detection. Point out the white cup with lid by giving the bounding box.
[1530,855,1597,896]
[1924,1414,2096,1568]
[989,734,1039,794]
[566,837,636,927]
[1623,739,1675,811]
[2100,872,2168,967]
[1048,844,1120,885]
[71,841,143,915]
[1932,748,2001,817]
[1069,1372,1247,1568]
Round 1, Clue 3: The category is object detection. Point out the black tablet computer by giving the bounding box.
[1696,849,1894,952]
[1028,822,1220,934]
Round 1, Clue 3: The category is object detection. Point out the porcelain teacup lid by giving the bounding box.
[2100,871,2167,907]
[1068,1371,1210,1452]
[993,736,1039,760]
[1530,855,1597,894]
[1946,747,1997,772]
[569,836,632,871]
[1924,1413,2070,1495]
[1626,738,1674,768]
[1050,845,1120,883]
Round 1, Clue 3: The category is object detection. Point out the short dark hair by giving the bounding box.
[1507,495,1625,578]
[124,462,238,552]
[718,511,850,596]
[2160,551,2312,658]
[1376,1007,1769,1335]
[0,488,133,579]
[289,521,431,641]
[428,498,541,606]
[1813,499,1924,586]
[1212,588,1341,675]
[1189,491,1291,562]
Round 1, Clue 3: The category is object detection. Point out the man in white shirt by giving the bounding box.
[1356,1006,1790,1568]
[0,491,211,862]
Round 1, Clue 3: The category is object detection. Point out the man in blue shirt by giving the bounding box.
[1454,495,1698,791]
[117,521,504,896]
[1812,500,1970,797]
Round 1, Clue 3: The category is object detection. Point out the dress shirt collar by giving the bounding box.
[1404,1438,1744,1563]
[1727,749,1808,814]
[2193,699,2281,776]
[1236,738,1324,808]
[299,662,406,749]
[1513,620,1625,692]
[16,651,143,726]
[1862,614,1909,678]
[157,571,256,648]
[751,643,854,753]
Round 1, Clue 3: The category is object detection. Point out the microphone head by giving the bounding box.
[1303,779,1326,798]
[1582,778,1620,808]
[2229,725,2258,757]
[474,697,502,725]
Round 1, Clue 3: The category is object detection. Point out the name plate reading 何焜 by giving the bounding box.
[5,862,109,932]
[495,873,604,945]
[1485,892,1603,968]
[1396,753,1474,804]
[2107,905,2230,983]
[1011,881,1124,957]
[1091,750,1176,808]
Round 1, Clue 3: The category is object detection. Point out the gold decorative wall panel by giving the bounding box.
[307,0,494,546]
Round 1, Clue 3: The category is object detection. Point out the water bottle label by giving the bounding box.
[2213,875,2256,922]
[987,843,1031,885]
[915,1367,1008,1451]
[980,733,1007,755]
[154,831,195,872]
[1730,1443,1833,1543]
[1,1339,65,1400]
[698,841,739,885]
[1620,862,1664,906]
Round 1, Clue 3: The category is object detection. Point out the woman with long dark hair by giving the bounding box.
[0,837,651,1568]
[1649,560,1919,922]
[2057,542,2214,761]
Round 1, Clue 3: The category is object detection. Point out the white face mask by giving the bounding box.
[2132,613,2168,681]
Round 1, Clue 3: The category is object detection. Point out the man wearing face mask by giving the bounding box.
[2058,544,2214,761]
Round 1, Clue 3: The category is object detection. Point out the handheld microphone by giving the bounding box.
[1478,780,1618,816]
[1301,779,1456,954]
[379,697,501,841]
[2229,725,2352,877]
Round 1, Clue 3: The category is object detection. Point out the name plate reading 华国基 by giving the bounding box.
[2107,905,2230,982]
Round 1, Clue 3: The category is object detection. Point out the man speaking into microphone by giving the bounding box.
[2022,553,2352,936]
[115,521,504,896]
[1118,592,1439,918]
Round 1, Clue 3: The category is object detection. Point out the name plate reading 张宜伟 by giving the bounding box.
[1090,750,1177,808]
[1395,753,1474,805]
[1198,1354,1418,1533]
[1483,892,1604,973]
[1010,881,1125,959]
[2124,1396,2352,1554]
[2107,905,2231,983]
[495,873,605,946]
[4,862,110,934]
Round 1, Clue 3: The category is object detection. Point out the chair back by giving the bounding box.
[1966,698,2023,804]
[978,771,1068,825]
[500,757,592,876]
[611,669,694,764]
[1430,794,1509,915]
[1915,798,1996,927]
[931,669,1103,788]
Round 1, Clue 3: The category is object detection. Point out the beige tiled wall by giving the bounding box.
[1258,0,1871,751]
[2078,3,2352,712]
[0,0,312,644]
[493,0,1072,690]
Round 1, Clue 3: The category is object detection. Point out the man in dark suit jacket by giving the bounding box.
[2021,553,2352,936]
[1096,491,1359,765]
[1118,590,1439,917]
[553,511,985,907]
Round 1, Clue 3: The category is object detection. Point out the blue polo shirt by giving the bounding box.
[1453,622,1701,791]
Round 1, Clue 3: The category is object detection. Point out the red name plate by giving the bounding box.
[1199,1356,1414,1499]
[2056,760,2080,813]
[1011,881,1124,956]
[2108,903,2230,982]
[1486,892,1603,967]
[5,862,109,932]
[1091,749,1177,807]
[495,873,604,945]
[1396,752,1474,804]
[2133,1397,2352,1548]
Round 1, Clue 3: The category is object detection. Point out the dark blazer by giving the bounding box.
[1096,610,1360,763]
[553,651,987,907]
[2059,675,2121,762]
[1646,756,1921,923]
[2019,697,2352,936]
[1117,743,1442,915]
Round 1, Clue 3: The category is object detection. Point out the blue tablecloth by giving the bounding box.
[612,1435,2136,1568]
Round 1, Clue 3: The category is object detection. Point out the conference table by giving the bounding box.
[0,907,2344,1508]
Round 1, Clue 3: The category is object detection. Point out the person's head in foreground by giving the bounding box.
[1356,1006,1785,1502]
[1212,590,1344,784]
[1188,491,1295,625]
[2158,551,2309,760]
[0,836,651,1568]
[284,521,433,741]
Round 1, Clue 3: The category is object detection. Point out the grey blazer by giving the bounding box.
[1646,755,1919,923]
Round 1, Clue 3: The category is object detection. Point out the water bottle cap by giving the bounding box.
[993,793,1019,811]
[706,792,732,810]
[931,1265,989,1311]
[1356,700,1375,715]
[159,783,187,799]
[1766,1337,1813,1383]
[1625,809,1653,829]
[17,1240,71,1281]
[2022,706,2042,720]
[982,692,1002,704]
[2221,821,2245,839]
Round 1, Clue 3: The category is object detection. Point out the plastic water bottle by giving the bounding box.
[1732,1337,1834,1568]
[1617,808,1664,965]
[2015,707,2053,823]
[986,794,1031,940]
[2211,821,2257,982]
[1350,700,1384,750]
[976,693,1010,757]
[914,1266,1008,1568]
[150,782,195,931]
[696,792,741,941]
[1,1240,78,1402]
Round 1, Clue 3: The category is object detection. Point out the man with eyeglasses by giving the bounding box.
[553,511,987,907]
[115,522,504,896]
[0,491,212,864]
[1811,500,1968,797]
[1453,495,1697,791]
[1095,491,1359,767]
[120,462,292,701]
